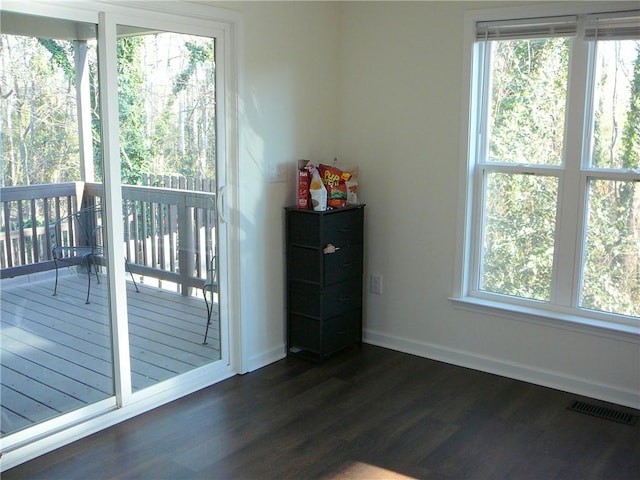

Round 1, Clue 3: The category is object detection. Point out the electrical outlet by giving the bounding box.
[268,163,288,183]
[370,273,383,295]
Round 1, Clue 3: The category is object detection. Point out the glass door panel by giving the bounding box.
[114,25,221,392]
[0,13,113,436]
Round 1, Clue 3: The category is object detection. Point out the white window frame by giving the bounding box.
[452,3,640,339]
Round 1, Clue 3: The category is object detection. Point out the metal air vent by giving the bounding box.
[568,400,638,426]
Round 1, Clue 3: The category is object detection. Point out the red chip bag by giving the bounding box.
[319,164,350,208]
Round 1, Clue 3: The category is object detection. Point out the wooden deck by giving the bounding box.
[0,271,219,437]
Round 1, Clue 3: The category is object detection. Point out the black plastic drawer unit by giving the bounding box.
[285,205,365,360]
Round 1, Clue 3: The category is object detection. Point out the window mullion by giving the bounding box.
[552,25,591,308]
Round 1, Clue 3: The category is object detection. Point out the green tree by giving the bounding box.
[582,42,640,317]
[1,35,82,186]
[37,39,74,80]
[117,36,151,185]
[150,36,216,180]
[489,38,569,166]
[620,44,640,170]
[482,38,569,300]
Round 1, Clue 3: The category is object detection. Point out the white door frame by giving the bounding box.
[0,0,243,471]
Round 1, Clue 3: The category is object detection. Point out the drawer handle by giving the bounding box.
[324,244,340,254]
[340,262,352,268]
[338,296,350,302]
[338,228,351,232]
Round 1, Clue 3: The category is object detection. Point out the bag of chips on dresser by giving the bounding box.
[308,165,327,211]
[319,164,350,208]
[342,166,359,205]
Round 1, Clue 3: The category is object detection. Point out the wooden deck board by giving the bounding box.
[36,279,220,342]
[0,385,59,423]
[0,272,220,437]
[1,350,108,404]
[1,287,215,378]
[0,332,114,393]
[0,326,113,378]
[1,366,86,414]
[1,405,32,435]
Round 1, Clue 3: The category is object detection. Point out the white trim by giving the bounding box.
[0,1,99,22]
[225,16,246,374]
[0,398,117,456]
[556,17,591,309]
[100,0,243,25]
[454,3,640,328]
[246,346,287,373]
[98,10,133,407]
[449,296,640,342]
[453,9,478,299]
[363,330,640,410]
[466,2,639,24]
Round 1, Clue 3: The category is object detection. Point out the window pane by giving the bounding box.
[487,38,569,166]
[1,14,113,437]
[1,29,99,185]
[590,40,640,170]
[581,179,640,317]
[480,172,558,301]
[116,27,220,393]
[117,32,216,185]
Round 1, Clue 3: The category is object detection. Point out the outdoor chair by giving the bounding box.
[52,205,139,304]
[202,254,217,344]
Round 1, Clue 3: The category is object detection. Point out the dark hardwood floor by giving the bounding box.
[4,344,639,479]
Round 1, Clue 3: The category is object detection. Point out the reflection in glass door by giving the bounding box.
[0,13,113,436]
[115,26,221,392]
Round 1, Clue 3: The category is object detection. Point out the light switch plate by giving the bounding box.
[370,273,383,295]
[268,163,288,183]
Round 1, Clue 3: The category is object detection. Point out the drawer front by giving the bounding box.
[289,311,361,355]
[323,310,361,354]
[323,243,363,286]
[288,211,320,246]
[289,315,321,353]
[323,209,364,246]
[323,281,362,318]
[289,280,362,319]
[289,246,321,283]
[289,284,322,317]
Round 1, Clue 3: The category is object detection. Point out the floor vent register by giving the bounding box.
[568,400,639,426]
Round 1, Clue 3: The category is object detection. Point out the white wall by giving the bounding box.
[335,1,640,408]
[216,0,638,407]
[215,1,341,369]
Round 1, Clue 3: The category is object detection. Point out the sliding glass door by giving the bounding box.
[0,3,234,465]
[0,12,115,438]
[113,23,222,392]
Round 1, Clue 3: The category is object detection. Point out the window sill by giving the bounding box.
[449,296,640,343]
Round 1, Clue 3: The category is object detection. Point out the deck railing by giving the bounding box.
[0,180,216,294]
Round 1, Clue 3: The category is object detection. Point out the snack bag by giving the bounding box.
[297,168,310,209]
[308,165,327,211]
[343,166,359,205]
[319,164,350,209]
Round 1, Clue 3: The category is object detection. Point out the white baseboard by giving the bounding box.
[246,345,286,372]
[363,329,640,410]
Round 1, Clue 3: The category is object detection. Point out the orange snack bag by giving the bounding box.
[319,164,350,208]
